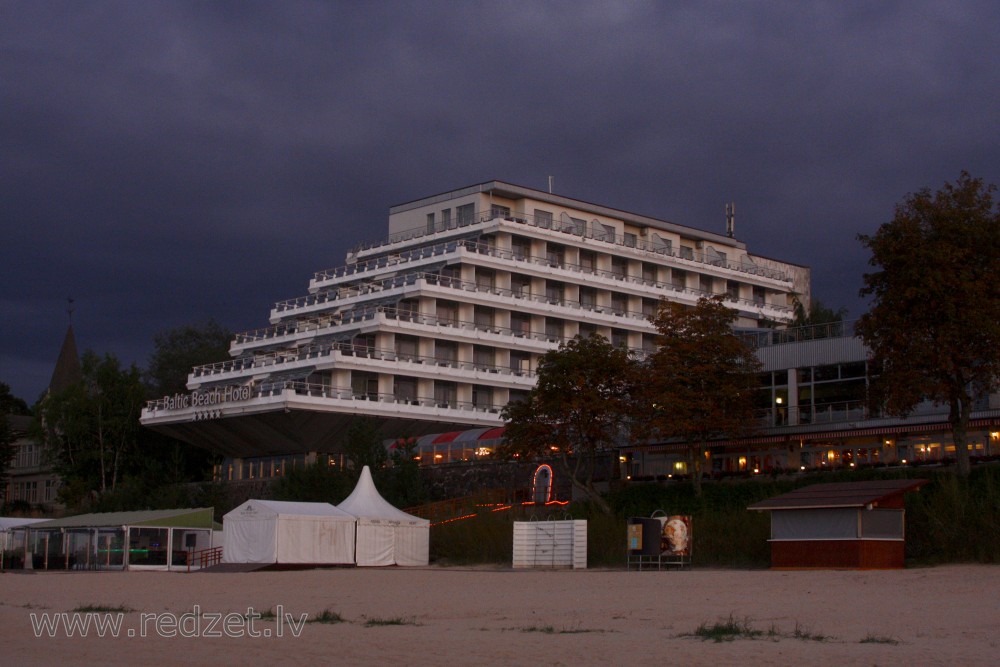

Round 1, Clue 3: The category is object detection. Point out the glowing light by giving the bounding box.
[800,466,806,471]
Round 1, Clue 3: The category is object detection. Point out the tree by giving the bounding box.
[501,334,640,514]
[342,417,387,481]
[146,319,233,397]
[644,296,761,496]
[143,320,233,483]
[0,382,29,498]
[35,352,145,505]
[857,171,1000,478]
[791,298,849,329]
[381,437,426,508]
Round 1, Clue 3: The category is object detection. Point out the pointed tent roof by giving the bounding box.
[337,466,428,525]
[48,325,82,394]
[224,499,355,521]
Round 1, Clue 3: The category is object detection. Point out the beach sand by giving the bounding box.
[2,564,997,665]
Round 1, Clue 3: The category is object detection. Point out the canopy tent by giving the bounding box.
[18,508,217,571]
[223,499,356,565]
[337,466,429,566]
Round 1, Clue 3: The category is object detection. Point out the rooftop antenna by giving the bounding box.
[548,175,554,194]
[67,297,75,324]
[725,202,735,238]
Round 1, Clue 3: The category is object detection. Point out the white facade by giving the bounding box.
[141,181,808,459]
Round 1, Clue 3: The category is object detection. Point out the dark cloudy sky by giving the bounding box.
[3,1,999,403]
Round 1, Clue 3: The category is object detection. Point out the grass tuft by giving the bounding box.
[861,633,900,645]
[73,604,133,613]
[309,609,345,624]
[690,614,762,642]
[792,621,829,642]
[363,616,420,627]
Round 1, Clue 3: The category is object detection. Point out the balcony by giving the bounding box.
[351,209,792,282]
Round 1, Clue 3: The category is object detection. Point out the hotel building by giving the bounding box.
[141,181,809,479]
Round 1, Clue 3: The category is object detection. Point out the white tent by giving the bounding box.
[337,466,430,566]
[223,500,356,565]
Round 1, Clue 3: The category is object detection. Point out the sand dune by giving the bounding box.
[2,564,996,665]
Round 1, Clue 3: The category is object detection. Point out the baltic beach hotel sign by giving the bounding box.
[158,385,254,411]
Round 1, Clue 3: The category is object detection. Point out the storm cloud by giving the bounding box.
[3,0,999,402]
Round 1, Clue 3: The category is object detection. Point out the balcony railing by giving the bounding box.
[275,244,790,322]
[146,379,509,416]
[756,400,870,428]
[194,329,548,379]
[742,319,857,349]
[349,210,792,282]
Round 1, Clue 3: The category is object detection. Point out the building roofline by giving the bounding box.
[390,180,746,249]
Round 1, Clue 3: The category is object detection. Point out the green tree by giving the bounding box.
[501,334,640,514]
[644,296,762,496]
[0,382,29,498]
[857,171,1000,478]
[145,319,233,397]
[342,417,387,481]
[1,382,30,416]
[143,320,233,483]
[791,298,849,330]
[380,437,426,508]
[35,352,145,505]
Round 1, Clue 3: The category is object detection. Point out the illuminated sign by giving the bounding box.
[160,385,253,411]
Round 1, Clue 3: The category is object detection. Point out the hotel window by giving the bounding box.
[611,328,629,348]
[580,287,597,309]
[474,306,495,330]
[352,372,379,400]
[397,298,418,321]
[394,376,418,404]
[624,232,637,248]
[426,213,435,233]
[534,209,553,229]
[642,333,657,353]
[642,298,658,317]
[546,243,565,268]
[352,333,376,356]
[578,322,597,338]
[511,274,531,298]
[457,203,475,225]
[511,312,531,336]
[511,236,531,261]
[699,274,714,294]
[680,245,694,260]
[472,385,494,410]
[569,216,586,235]
[651,233,672,254]
[753,285,766,306]
[611,292,628,315]
[395,335,419,362]
[437,300,459,326]
[671,270,686,290]
[476,269,496,290]
[434,381,456,408]
[441,208,451,229]
[545,280,564,304]
[545,317,563,342]
[491,204,511,219]
[510,350,531,374]
[435,341,457,366]
[611,257,627,279]
[473,346,495,371]
[726,281,740,301]
[579,250,596,273]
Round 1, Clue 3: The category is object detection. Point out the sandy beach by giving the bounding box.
[2,564,997,666]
